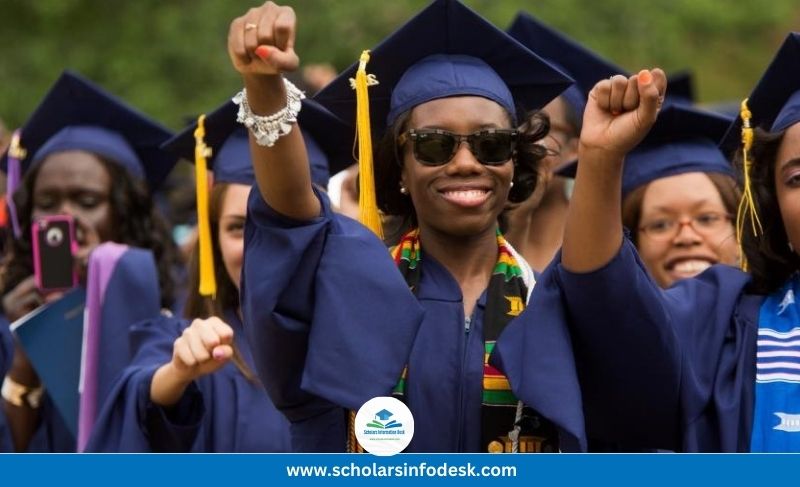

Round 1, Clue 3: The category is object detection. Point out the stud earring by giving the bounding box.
[399,185,408,195]
[509,181,514,188]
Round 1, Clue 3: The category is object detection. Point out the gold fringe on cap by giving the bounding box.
[735,98,763,272]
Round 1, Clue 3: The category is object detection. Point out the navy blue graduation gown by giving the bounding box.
[23,246,163,452]
[493,238,761,452]
[241,189,585,452]
[86,310,291,452]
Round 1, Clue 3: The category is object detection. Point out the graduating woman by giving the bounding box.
[497,33,800,452]
[86,98,351,452]
[0,71,181,452]
[228,0,589,452]
[616,105,740,288]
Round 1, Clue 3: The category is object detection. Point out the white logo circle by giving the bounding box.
[354,396,414,456]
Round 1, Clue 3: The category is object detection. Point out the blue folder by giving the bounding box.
[10,288,86,438]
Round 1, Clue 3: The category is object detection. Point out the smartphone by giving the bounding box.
[31,215,78,293]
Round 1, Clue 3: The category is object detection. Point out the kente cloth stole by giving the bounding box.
[347,228,554,452]
[389,228,526,405]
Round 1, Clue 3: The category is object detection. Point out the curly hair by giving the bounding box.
[734,126,800,294]
[374,106,550,242]
[1,157,182,309]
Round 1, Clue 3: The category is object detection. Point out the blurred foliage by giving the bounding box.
[1,0,798,130]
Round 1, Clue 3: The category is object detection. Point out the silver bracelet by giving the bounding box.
[233,78,305,147]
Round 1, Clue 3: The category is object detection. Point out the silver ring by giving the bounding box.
[245,23,257,31]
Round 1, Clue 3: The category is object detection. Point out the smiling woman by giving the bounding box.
[495,32,800,452]
[625,172,739,287]
[83,97,350,453]
[228,0,587,453]
[634,172,738,285]
[376,95,544,245]
[604,104,741,288]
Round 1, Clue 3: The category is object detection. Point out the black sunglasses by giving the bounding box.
[398,128,519,166]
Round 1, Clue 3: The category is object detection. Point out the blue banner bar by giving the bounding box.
[0,453,791,487]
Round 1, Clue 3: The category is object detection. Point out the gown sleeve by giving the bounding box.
[495,238,754,451]
[85,316,205,452]
[558,239,753,449]
[241,187,424,450]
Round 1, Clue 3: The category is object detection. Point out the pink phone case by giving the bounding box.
[31,215,78,293]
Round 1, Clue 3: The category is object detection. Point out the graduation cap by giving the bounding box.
[313,0,573,238]
[718,32,800,271]
[316,0,571,128]
[620,105,734,196]
[163,98,352,188]
[720,33,800,153]
[375,409,393,421]
[666,70,696,106]
[507,11,628,119]
[317,0,571,130]
[1,71,177,238]
[1,70,176,187]
[559,105,734,198]
[161,97,353,298]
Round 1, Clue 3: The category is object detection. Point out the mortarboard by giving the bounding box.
[312,0,573,238]
[163,98,353,188]
[1,71,177,239]
[620,105,735,196]
[559,105,734,197]
[666,70,696,106]
[720,33,800,153]
[718,32,800,271]
[1,70,176,188]
[507,11,628,119]
[315,0,573,132]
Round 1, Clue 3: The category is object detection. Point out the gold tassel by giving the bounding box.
[194,115,216,297]
[352,50,384,239]
[735,98,763,272]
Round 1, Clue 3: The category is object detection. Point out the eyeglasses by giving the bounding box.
[639,212,733,241]
[398,128,518,166]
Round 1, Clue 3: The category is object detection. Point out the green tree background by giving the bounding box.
[1,0,798,131]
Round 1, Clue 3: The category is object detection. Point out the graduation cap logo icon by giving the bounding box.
[366,409,404,429]
[355,396,414,455]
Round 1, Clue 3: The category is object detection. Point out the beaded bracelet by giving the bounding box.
[233,77,306,147]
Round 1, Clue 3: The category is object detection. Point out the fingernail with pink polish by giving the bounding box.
[255,46,270,61]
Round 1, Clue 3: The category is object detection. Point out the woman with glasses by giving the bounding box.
[497,33,800,452]
[226,0,587,452]
[619,105,740,288]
